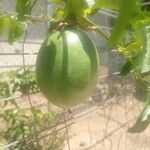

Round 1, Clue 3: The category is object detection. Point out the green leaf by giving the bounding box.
[0,16,25,43]
[141,73,150,84]
[11,109,20,116]
[34,109,43,124]
[16,0,36,20]
[47,112,56,123]
[120,61,132,76]
[66,0,91,16]
[90,0,121,15]
[109,0,138,47]
[0,18,5,36]
[141,25,150,73]
[128,92,150,133]
[0,81,11,98]
[8,18,26,44]
[0,16,10,36]
[52,0,63,4]
[53,8,68,20]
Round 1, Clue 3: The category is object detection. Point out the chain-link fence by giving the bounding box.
[0,1,150,150]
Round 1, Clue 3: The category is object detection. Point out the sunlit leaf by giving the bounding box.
[8,19,26,44]
[16,0,36,20]
[109,0,138,47]
[90,0,121,15]
[34,109,43,124]
[0,16,10,36]
[66,0,91,16]
[53,8,68,20]
[52,0,63,4]
[141,73,150,83]
[118,40,141,59]
[128,92,150,133]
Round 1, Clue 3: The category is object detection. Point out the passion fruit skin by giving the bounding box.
[36,29,99,108]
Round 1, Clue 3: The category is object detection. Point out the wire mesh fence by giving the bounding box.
[0,1,150,150]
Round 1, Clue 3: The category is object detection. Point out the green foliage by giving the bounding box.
[0,16,26,44]
[0,70,16,100]
[52,0,95,23]
[109,0,138,47]
[52,0,63,4]
[0,0,150,134]
[119,25,150,79]
[0,107,64,150]
[8,19,26,44]
[0,16,9,36]
[16,0,36,20]
[11,68,39,94]
[116,5,150,132]
[66,0,90,16]
[128,92,150,133]
[0,68,39,99]
[120,61,132,76]
[0,81,11,98]
[0,108,31,141]
[91,0,121,15]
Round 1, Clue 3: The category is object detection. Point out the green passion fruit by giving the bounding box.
[36,29,99,108]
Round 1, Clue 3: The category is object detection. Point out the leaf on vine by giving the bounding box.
[33,109,44,124]
[53,8,68,20]
[66,0,91,16]
[8,19,26,44]
[0,16,10,36]
[141,73,150,83]
[109,0,138,47]
[120,61,132,76]
[16,0,36,20]
[128,92,150,133]
[141,25,150,73]
[90,0,121,15]
[52,0,63,4]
